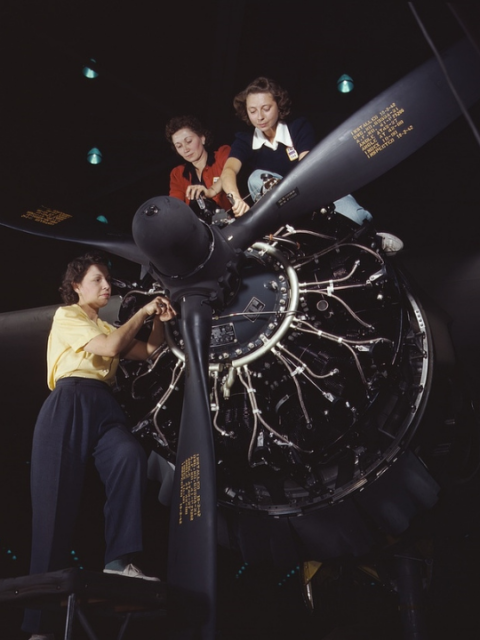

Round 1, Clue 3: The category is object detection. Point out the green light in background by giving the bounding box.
[87,147,103,165]
[82,59,99,79]
[337,74,354,93]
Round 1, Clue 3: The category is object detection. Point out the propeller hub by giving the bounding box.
[133,196,245,307]
[132,196,213,278]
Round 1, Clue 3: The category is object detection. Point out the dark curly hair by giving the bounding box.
[165,115,213,151]
[59,252,110,305]
[233,77,292,125]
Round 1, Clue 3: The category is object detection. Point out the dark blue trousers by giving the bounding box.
[23,377,147,634]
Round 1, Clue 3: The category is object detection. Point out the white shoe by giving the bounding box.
[378,232,404,253]
[103,562,160,582]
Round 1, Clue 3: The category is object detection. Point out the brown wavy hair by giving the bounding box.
[233,77,292,125]
[59,252,110,305]
[165,115,213,151]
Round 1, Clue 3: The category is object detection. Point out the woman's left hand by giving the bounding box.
[157,296,176,321]
[146,296,176,321]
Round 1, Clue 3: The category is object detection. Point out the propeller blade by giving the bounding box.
[131,199,238,639]
[0,205,149,266]
[224,37,480,250]
[168,294,217,639]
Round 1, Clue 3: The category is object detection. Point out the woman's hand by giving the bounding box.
[221,158,249,216]
[144,296,176,322]
[230,194,250,217]
[186,184,209,201]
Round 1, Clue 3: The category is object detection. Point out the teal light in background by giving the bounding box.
[87,147,103,164]
[235,562,249,579]
[82,59,99,79]
[71,549,84,569]
[337,74,354,93]
[96,215,108,224]
[3,547,18,561]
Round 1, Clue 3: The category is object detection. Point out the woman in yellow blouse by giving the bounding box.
[23,251,175,639]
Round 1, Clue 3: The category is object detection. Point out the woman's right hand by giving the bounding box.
[221,159,249,216]
[186,184,208,201]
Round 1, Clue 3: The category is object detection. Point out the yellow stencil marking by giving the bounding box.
[22,206,73,226]
[351,103,414,159]
[179,453,201,524]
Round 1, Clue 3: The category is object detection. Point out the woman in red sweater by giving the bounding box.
[165,115,231,214]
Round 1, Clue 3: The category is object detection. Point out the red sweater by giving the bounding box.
[169,145,231,211]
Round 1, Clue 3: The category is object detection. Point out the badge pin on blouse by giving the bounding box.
[286,146,299,161]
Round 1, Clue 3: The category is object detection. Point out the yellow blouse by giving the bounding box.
[47,304,119,390]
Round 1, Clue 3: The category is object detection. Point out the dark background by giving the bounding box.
[1,2,480,638]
